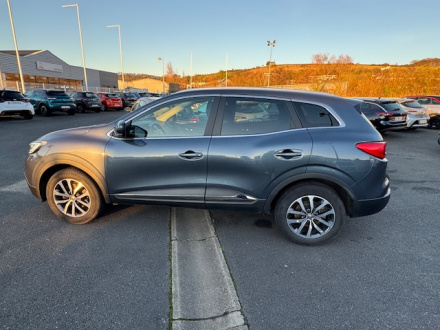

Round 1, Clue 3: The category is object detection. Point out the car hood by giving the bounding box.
[36,123,112,142]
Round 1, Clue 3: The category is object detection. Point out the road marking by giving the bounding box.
[0,180,28,193]
[171,208,248,330]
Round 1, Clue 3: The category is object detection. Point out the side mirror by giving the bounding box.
[114,120,128,138]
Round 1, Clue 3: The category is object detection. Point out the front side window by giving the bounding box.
[220,97,291,135]
[294,102,339,127]
[418,98,430,105]
[130,97,214,138]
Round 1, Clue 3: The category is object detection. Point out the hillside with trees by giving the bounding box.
[122,55,440,97]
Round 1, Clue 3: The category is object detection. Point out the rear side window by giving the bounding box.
[220,97,291,135]
[294,102,339,127]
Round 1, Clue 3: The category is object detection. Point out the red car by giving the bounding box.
[94,92,123,111]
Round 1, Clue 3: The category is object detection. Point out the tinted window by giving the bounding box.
[432,98,440,105]
[85,93,98,99]
[418,98,430,105]
[401,101,423,109]
[381,102,405,112]
[220,98,291,136]
[294,102,339,127]
[1,91,24,100]
[47,91,69,97]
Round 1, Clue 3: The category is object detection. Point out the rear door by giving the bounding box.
[205,96,312,211]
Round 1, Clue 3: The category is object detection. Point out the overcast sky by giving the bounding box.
[1,0,439,76]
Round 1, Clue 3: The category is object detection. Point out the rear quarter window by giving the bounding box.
[293,102,339,128]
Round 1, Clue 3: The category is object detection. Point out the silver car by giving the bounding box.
[395,98,429,129]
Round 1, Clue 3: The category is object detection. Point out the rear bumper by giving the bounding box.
[352,187,391,217]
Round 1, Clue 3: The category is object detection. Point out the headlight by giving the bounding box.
[29,141,47,154]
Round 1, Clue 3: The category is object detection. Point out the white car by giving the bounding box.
[0,89,34,120]
[395,98,429,129]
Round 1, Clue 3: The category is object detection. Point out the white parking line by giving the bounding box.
[171,208,248,330]
[0,180,28,193]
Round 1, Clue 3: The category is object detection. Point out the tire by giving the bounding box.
[77,104,84,113]
[100,104,107,111]
[274,182,346,245]
[428,116,440,129]
[40,104,50,117]
[46,168,104,224]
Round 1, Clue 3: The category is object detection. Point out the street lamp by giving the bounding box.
[267,40,276,87]
[157,57,165,94]
[62,4,88,91]
[6,0,25,93]
[107,24,125,90]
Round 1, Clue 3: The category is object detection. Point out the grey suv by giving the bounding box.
[25,88,390,245]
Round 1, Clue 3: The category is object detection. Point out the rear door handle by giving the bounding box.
[274,149,303,160]
[178,150,204,160]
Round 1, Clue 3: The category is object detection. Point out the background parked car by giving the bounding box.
[94,92,123,111]
[24,89,76,116]
[354,98,407,132]
[405,95,440,128]
[116,92,137,109]
[130,97,157,112]
[394,98,429,129]
[70,92,102,113]
[0,89,34,120]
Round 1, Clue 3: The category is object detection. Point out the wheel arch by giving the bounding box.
[37,159,110,204]
[263,174,355,217]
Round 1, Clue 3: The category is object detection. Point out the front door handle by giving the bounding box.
[178,150,204,160]
[274,149,303,160]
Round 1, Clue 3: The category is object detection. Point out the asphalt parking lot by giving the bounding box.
[1,112,439,329]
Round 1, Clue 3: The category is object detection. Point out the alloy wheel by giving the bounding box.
[52,178,91,217]
[286,195,335,239]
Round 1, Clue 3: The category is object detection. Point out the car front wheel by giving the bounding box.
[46,168,104,224]
[274,182,346,245]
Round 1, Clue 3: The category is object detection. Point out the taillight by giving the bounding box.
[190,117,199,122]
[376,112,390,117]
[356,142,387,159]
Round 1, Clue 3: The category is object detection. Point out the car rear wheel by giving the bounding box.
[274,182,346,245]
[100,104,106,111]
[22,112,33,120]
[46,168,104,224]
[39,104,50,117]
[77,104,84,113]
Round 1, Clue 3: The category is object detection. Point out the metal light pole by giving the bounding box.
[6,0,25,93]
[267,40,276,87]
[157,57,165,94]
[107,24,125,90]
[62,4,88,91]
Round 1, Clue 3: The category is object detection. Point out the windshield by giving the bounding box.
[381,102,405,112]
[47,91,69,97]
[85,93,99,99]
[125,93,136,98]
[107,93,119,98]
[402,101,423,108]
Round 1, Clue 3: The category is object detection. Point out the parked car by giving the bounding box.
[0,89,34,119]
[93,92,123,111]
[394,98,429,129]
[405,95,440,128]
[24,89,76,116]
[70,92,102,113]
[25,88,390,245]
[354,98,407,132]
[116,92,138,109]
[130,97,158,112]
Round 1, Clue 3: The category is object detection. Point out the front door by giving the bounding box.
[105,96,217,205]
